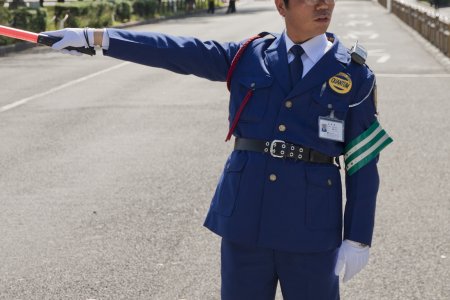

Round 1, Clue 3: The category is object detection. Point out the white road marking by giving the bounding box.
[344,32,379,40]
[376,55,391,64]
[0,62,130,113]
[368,49,391,64]
[347,13,369,18]
[343,12,391,64]
[345,20,373,27]
[377,73,450,78]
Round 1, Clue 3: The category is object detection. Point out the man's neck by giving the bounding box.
[285,30,318,44]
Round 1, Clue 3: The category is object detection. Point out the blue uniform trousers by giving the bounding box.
[221,238,339,300]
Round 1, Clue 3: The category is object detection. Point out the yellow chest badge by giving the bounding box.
[328,72,352,94]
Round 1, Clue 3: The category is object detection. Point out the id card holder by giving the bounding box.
[318,113,345,142]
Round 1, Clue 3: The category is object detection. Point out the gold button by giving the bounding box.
[285,101,293,108]
[327,179,332,186]
[269,174,277,181]
[278,124,286,132]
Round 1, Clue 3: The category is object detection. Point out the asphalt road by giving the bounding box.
[0,0,449,299]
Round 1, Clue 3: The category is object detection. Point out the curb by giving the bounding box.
[0,41,37,56]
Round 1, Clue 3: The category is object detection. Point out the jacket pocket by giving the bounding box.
[211,151,248,217]
[305,165,342,230]
[310,86,350,121]
[229,76,273,123]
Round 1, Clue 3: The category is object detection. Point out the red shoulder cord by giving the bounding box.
[225,33,268,142]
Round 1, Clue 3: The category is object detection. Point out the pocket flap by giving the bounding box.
[306,166,339,188]
[239,75,273,89]
[312,87,350,112]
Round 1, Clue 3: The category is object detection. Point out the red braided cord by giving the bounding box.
[225,89,254,141]
[226,34,262,91]
[225,32,271,141]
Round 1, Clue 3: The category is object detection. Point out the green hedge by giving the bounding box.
[11,7,47,32]
[0,8,46,46]
[0,0,213,47]
[8,0,26,10]
[0,6,11,46]
[54,1,114,28]
[0,6,10,25]
[115,0,132,22]
[132,0,157,18]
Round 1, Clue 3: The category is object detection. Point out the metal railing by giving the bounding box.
[391,0,450,57]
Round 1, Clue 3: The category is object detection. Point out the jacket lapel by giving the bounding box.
[264,34,291,95]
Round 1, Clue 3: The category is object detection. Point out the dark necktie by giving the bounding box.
[289,45,304,88]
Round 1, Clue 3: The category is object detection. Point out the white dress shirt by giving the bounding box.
[284,31,333,78]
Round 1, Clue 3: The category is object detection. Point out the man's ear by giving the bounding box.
[275,0,286,17]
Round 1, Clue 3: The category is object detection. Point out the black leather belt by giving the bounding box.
[234,138,336,164]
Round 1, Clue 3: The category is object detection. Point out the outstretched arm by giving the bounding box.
[42,28,240,82]
[104,29,239,82]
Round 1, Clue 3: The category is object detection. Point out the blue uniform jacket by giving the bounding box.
[104,29,384,253]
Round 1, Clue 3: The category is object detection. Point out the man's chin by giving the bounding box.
[313,20,331,34]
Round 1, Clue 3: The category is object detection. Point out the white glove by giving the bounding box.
[42,28,93,56]
[334,239,370,283]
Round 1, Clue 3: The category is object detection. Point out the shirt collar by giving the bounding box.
[284,31,330,64]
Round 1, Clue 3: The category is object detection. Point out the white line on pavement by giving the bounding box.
[0,62,130,113]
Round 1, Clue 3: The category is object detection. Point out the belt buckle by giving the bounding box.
[270,140,285,158]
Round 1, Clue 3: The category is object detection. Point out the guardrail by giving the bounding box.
[390,0,450,57]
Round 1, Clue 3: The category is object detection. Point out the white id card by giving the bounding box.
[318,116,345,142]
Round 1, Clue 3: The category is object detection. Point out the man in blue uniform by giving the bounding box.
[43,0,392,298]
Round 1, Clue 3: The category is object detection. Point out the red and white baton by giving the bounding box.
[0,25,95,56]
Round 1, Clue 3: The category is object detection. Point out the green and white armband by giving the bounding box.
[344,120,393,175]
